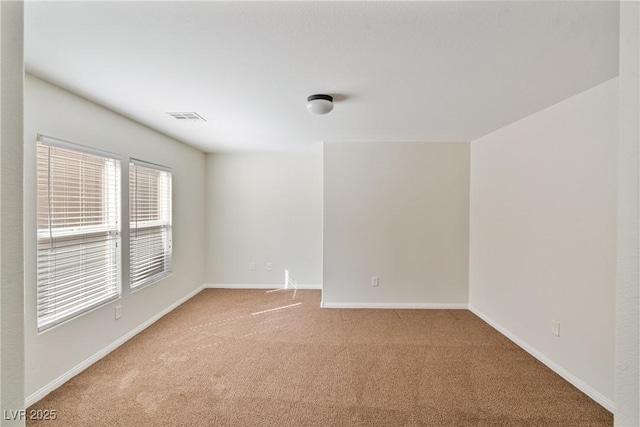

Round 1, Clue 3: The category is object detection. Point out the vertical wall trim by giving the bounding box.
[0,0,25,423]
[615,2,640,425]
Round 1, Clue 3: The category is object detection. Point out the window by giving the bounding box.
[36,135,121,331]
[129,160,172,289]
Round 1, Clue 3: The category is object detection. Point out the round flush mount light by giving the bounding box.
[306,94,334,115]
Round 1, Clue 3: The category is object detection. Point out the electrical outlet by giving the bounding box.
[266,262,273,271]
[115,305,122,320]
[250,262,256,271]
[372,276,379,287]
[551,320,560,337]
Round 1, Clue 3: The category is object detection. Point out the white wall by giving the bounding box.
[469,78,618,409]
[615,2,640,424]
[1,1,25,424]
[323,141,470,307]
[205,152,323,287]
[23,74,206,399]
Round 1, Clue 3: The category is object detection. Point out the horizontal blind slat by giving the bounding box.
[36,141,121,331]
[130,162,172,289]
[37,278,119,311]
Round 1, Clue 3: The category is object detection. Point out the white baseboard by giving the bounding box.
[468,304,614,413]
[204,283,322,290]
[320,302,468,309]
[27,287,611,414]
[25,284,206,407]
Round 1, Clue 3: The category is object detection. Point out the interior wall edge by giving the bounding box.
[24,284,207,407]
[24,72,193,152]
[469,305,615,413]
[1,0,26,421]
[614,1,640,424]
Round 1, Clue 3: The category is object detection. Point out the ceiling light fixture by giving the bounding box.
[306,94,334,115]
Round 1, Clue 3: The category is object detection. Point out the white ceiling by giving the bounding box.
[25,1,619,153]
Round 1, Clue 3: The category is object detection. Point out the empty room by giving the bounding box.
[0,1,638,426]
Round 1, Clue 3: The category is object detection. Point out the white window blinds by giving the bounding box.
[36,135,121,332]
[129,160,172,289]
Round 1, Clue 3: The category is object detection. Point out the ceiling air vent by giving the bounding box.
[166,112,207,122]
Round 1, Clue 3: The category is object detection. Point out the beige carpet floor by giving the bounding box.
[28,289,612,426]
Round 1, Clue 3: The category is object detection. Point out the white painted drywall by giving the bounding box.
[323,141,470,306]
[469,78,618,406]
[205,152,323,286]
[1,1,25,423]
[615,2,640,425]
[23,74,206,399]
